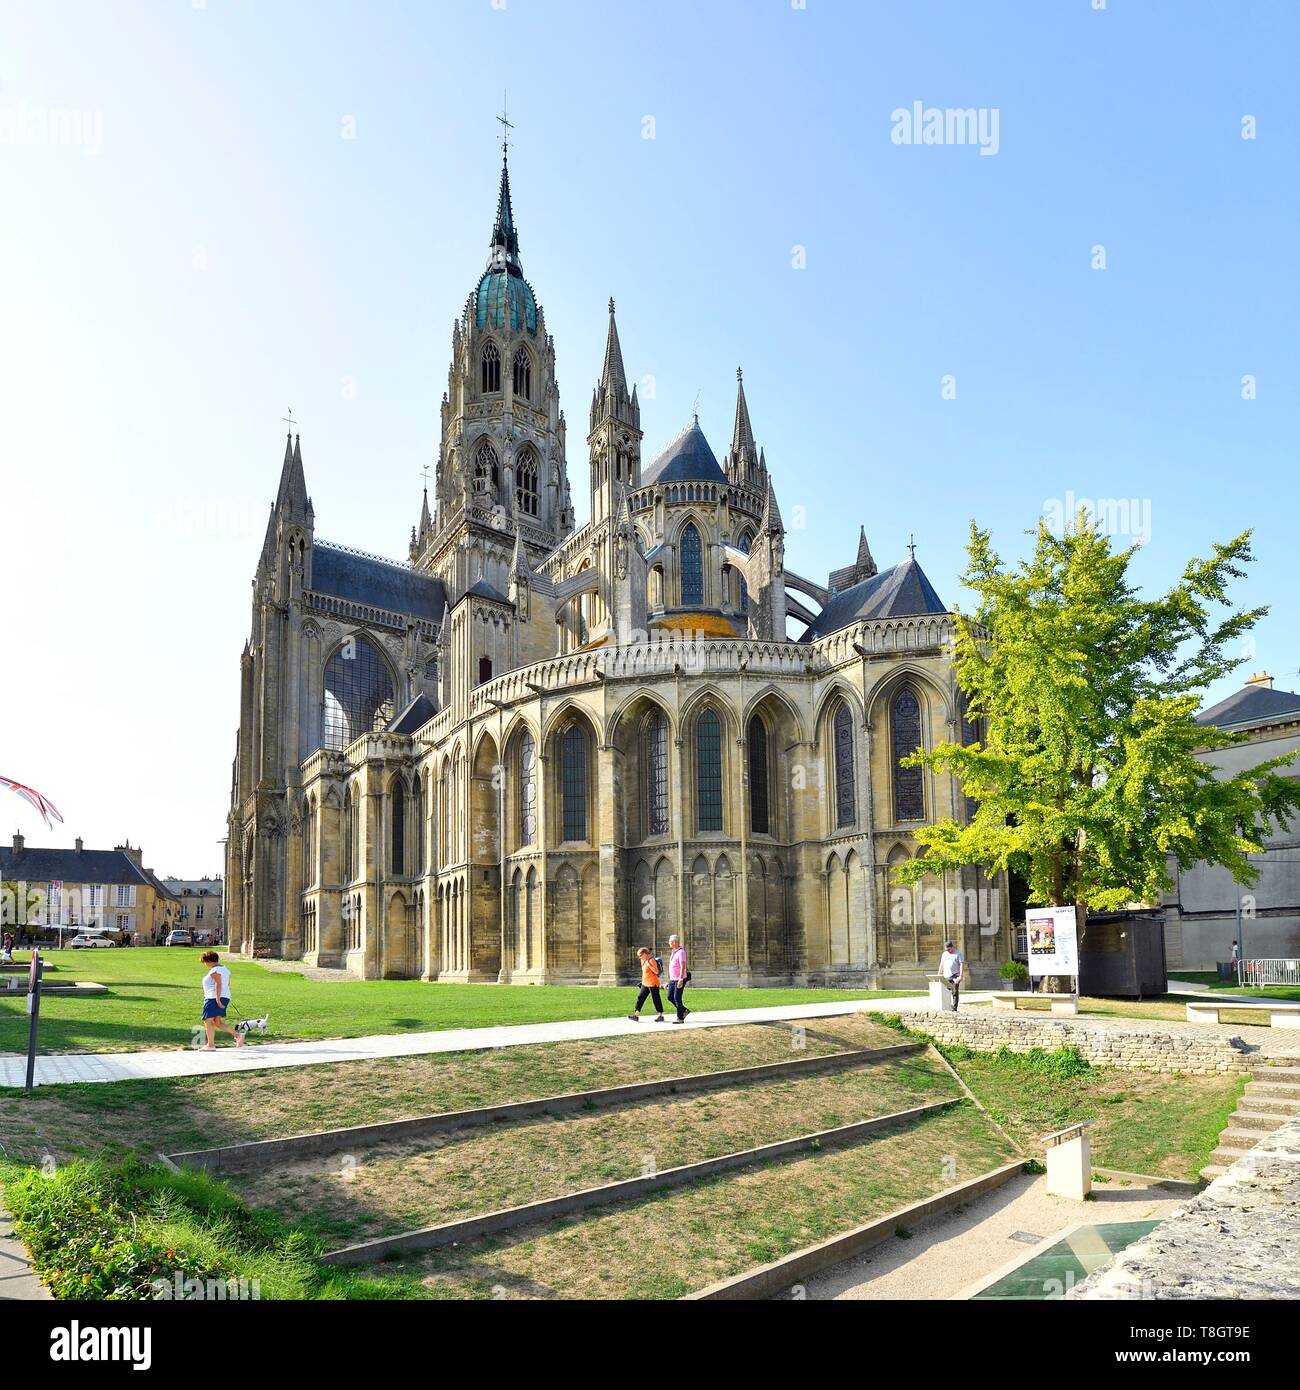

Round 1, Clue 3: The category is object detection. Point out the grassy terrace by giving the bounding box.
[228,1050,959,1245]
[0,947,907,1054]
[0,1013,906,1164]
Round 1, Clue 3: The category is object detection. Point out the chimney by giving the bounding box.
[1245,671,1274,690]
[11,830,23,856]
[75,836,84,853]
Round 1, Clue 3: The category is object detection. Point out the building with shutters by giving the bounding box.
[226,150,1012,987]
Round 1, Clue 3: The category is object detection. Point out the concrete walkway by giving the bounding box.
[800,1170,1187,1300]
[0,994,951,1089]
[0,1202,50,1301]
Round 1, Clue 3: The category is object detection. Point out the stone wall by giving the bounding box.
[1070,1112,1300,1299]
[903,1009,1253,1074]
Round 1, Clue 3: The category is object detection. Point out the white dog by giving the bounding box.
[234,1014,270,1036]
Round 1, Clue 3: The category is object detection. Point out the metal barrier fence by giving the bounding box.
[1238,958,1300,987]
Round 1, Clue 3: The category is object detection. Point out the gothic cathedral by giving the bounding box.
[226,152,1012,988]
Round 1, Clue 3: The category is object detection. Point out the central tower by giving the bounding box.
[414,151,574,603]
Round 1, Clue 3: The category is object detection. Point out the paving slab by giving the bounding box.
[0,1202,51,1301]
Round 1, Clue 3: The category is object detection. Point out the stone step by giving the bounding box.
[1198,1163,1228,1182]
[1229,1109,1291,1132]
[1250,1065,1300,1088]
[1240,1086,1300,1112]
[1244,1081,1300,1102]
[1212,1130,1260,1157]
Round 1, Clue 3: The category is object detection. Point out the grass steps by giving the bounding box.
[1198,1062,1300,1182]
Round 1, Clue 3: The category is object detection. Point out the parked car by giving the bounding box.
[164,930,193,947]
[68,932,116,949]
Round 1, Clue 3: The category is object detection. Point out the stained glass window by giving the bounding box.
[680,523,703,607]
[323,635,395,751]
[481,341,501,393]
[414,776,425,874]
[519,733,537,846]
[892,687,925,822]
[696,709,723,832]
[748,715,770,835]
[512,348,531,400]
[834,702,856,828]
[738,532,751,614]
[343,788,354,882]
[474,440,500,495]
[645,711,669,836]
[560,723,588,842]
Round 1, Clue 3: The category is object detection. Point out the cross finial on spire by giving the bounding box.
[282,407,296,436]
[608,297,615,315]
[908,534,917,561]
[497,93,514,157]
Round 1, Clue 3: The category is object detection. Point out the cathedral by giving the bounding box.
[226,151,1012,988]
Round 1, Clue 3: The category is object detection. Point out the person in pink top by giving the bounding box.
[666,934,690,1024]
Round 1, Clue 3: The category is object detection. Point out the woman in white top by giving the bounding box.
[199,950,244,1051]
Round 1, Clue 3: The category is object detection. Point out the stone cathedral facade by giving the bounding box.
[226,154,1012,988]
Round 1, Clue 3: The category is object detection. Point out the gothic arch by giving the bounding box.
[740,683,807,745]
[321,633,397,751]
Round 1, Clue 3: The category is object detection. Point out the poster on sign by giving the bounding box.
[1025,906,1078,978]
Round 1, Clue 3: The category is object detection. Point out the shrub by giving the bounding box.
[999,959,1029,982]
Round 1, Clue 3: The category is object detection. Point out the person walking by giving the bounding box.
[665,934,690,1023]
[628,946,666,1022]
[198,950,244,1051]
[938,939,966,1010]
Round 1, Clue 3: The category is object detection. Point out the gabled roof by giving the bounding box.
[642,420,726,487]
[1196,684,1300,731]
[799,556,947,642]
[0,845,155,887]
[387,693,437,736]
[311,543,448,621]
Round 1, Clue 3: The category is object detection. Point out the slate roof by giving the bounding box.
[1196,684,1300,730]
[0,846,155,886]
[799,557,947,641]
[642,420,727,487]
[387,693,437,736]
[312,543,448,621]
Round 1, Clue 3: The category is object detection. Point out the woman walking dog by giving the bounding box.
[198,951,245,1051]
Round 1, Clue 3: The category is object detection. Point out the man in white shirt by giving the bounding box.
[938,940,966,1009]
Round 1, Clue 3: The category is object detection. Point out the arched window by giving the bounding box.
[680,523,704,607]
[518,732,537,846]
[473,440,500,496]
[515,449,539,516]
[304,797,316,886]
[560,722,588,842]
[440,765,451,862]
[644,710,669,837]
[834,702,856,829]
[343,787,355,882]
[737,532,752,614]
[512,347,531,400]
[748,715,770,835]
[696,709,723,832]
[390,780,406,876]
[481,341,501,393]
[322,635,395,751]
[414,775,425,875]
[892,687,925,822]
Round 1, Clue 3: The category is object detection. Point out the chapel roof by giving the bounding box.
[799,556,947,641]
[642,419,727,487]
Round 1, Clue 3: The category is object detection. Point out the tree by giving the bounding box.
[895,516,1300,940]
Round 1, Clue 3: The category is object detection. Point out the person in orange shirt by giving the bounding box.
[628,946,666,1022]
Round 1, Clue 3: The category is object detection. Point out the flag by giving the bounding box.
[0,776,64,830]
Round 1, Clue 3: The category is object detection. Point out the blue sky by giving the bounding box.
[2,0,1296,874]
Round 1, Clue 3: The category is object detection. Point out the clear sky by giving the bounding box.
[2,0,1296,876]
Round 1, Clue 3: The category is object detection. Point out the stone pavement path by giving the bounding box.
[0,1202,50,1301]
[0,994,947,1089]
[800,1170,1187,1300]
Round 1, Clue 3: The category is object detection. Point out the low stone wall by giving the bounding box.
[1069,1112,1300,1299]
[902,1009,1253,1074]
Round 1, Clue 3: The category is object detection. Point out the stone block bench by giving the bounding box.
[989,990,1079,1015]
[1185,999,1300,1030]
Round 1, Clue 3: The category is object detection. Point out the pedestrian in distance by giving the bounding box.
[198,950,244,1051]
[938,938,966,1009]
[666,933,690,1023]
[628,946,666,1022]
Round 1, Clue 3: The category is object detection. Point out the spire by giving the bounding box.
[761,473,784,535]
[731,367,756,464]
[856,526,877,579]
[419,486,432,539]
[274,433,311,518]
[489,151,521,272]
[600,298,628,401]
[510,528,531,581]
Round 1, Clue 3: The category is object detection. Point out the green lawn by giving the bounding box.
[0,948,909,1054]
[1168,970,1300,1003]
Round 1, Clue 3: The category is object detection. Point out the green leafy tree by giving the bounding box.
[895,517,1300,938]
